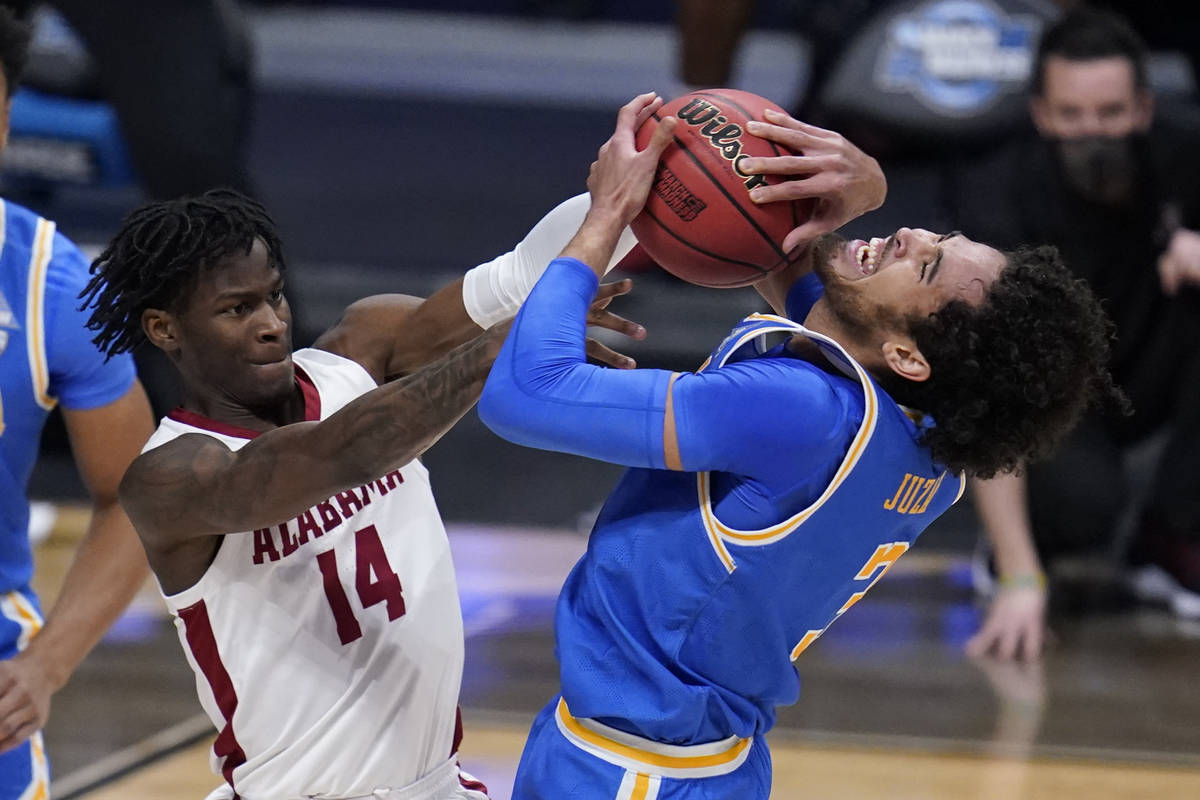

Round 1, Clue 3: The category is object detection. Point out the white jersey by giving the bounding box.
[146,349,470,800]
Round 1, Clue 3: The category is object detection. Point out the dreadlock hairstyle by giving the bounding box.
[882,244,1129,479]
[81,188,285,357]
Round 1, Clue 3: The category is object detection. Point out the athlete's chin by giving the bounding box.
[810,234,849,285]
[241,361,296,407]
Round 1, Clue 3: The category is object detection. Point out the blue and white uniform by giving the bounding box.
[479,258,964,799]
[0,200,136,799]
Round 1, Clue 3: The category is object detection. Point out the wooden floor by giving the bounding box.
[31,505,1200,799]
[82,720,1200,800]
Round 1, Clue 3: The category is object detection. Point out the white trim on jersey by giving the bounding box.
[16,732,49,800]
[616,769,662,800]
[23,217,57,411]
[554,698,752,780]
[1,590,44,650]
[696,314,881,572]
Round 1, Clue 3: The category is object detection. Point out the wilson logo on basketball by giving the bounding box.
[653,165,707,221]
[675,98,769,192]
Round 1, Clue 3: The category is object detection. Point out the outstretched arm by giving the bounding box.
[966,472,1048,662]
[316,194,642,383]
[123,325,508,550]
[479,94,849,478]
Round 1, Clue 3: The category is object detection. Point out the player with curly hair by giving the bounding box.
[478,93,1123,800]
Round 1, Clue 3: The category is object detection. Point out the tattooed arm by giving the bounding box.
[121,327,506,593]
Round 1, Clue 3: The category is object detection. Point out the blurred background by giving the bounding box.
[10,0,1200,797]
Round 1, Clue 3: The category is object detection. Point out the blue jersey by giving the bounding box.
[0,199,136,593]
[480,259,964,747]
[555,313,963,745]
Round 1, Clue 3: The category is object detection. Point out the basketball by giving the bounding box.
[630,89,814,289]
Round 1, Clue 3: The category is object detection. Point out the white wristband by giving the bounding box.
[462,193,637,328]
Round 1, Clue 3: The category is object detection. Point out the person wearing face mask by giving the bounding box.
[954,7,1200,661]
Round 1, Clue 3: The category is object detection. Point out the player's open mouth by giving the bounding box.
[855,238,886,275]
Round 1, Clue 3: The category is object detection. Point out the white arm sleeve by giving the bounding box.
[461,193,638,329]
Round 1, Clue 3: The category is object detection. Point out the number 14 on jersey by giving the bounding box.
[316,524,406,645]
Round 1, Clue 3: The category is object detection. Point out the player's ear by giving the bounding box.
[142,308,180,353]
[880,338,930,383]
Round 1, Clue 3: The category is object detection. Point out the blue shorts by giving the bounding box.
[0,587,50,800]
[512,697,771,800]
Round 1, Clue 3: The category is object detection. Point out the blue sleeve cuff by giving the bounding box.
[479,254,672,469]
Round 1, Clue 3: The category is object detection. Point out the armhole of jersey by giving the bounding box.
[696,315,881,567]
[24,217,57,410]
[951,472,967,504]
[294,347,380,397]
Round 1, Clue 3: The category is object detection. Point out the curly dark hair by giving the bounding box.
[80,188,285,357]
[883,245,1128,479]
[0,6,31,98]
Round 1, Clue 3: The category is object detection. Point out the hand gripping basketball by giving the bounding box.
[587,93,679,229]
[739,111,887,253]
[629,90,816,288]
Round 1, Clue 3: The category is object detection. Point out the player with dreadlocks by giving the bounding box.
[77,184,661,800]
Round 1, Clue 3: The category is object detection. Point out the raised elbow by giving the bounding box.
[478,371,521,441]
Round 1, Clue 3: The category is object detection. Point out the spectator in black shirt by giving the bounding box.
[955,8,1200,661]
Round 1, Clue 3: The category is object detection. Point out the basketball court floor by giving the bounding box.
[17,6,1200,799]
[33,510,1200,799]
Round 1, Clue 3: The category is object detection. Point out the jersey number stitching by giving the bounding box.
[790,541,909,660]
[315,524,406,645]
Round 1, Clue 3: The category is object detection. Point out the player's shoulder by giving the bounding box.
[717,351,867,423]
[0,199,51,262]
[124,431,232,503]
[119,431,239,546]
[311,293,425,381]
[0,199,90,286]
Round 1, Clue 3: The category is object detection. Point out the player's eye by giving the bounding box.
[919,262,929,281]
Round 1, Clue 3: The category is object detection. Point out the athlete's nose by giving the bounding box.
[257,304,288,341]
[892,228,936,260]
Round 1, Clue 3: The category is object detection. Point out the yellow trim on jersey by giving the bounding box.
[554,698,752,779]
[698,473,737,573]
[696,316,880,549]
[617,770,661,800]
[25,219,57,410]
[2,591,44,651]
[18,732,49,800]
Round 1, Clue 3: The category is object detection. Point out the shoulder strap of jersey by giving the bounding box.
[698,312,805,372]
[18,206,57,410]
[696,312,885,565]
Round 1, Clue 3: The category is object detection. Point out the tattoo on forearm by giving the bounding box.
[130,331,499,535]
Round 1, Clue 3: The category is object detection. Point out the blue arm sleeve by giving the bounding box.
[479,258,675,469]
[669,357,857,485]
[479,259,857,481]
[45,231,136,409]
